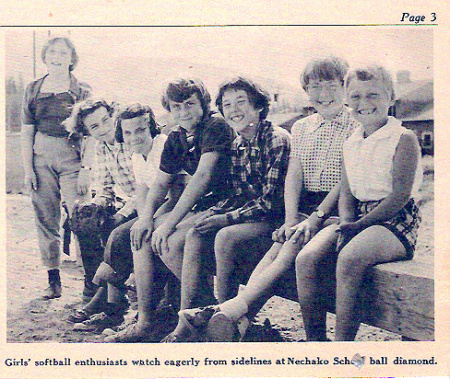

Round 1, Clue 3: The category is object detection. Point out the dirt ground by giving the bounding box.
[6,158,434,343]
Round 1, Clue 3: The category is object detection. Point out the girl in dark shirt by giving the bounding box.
[21,36,91,300]
[105,78,234,342]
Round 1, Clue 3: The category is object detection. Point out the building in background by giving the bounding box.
[390,71,434,155]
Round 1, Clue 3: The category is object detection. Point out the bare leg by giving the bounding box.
[239,240,301,307]
[131,214,169,331]
[214,222,273,304]
[295,224,339,341]
[159,212,205,280]
[163,215,216,340]
[335,225,407,341]
[179,228,215,310]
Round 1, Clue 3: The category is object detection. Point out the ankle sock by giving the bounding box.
[218,297,248,322]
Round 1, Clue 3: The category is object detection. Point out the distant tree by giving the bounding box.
[6,74,24,133]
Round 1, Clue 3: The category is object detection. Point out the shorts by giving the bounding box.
[356,198,421,258]
[298,190,338,217]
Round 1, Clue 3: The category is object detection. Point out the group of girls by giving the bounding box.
[22,35,422,342]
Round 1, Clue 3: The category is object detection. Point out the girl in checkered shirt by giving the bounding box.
[296,64,422,341]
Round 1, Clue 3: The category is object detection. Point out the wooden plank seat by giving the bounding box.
[268,256,434,341]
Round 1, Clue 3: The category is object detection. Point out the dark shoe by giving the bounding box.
[67,308,91,324]
[73,312,124,333]
[41,282,62,300]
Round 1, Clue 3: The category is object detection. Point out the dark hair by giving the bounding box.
[345,64,396,101]
[300,56,349,92]
[41,36,78,72]
[215,76,271,121]
[161,77,211,116]
[63,98,115,137]
[115,103,161,143]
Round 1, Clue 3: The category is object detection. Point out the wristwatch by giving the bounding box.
[315,209,327,219]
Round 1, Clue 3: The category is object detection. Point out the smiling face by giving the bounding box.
[121,116,153,156]
[44,40,73,74]
[83,107,116,144]
[346,78,393,131]
[221,89,261,135]
[168,93,204,133]
[306,79,345,120]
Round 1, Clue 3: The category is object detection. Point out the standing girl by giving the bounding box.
[21,36,92,299]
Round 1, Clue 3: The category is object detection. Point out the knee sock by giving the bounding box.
[219,296,248,322]
[48,269,61,284]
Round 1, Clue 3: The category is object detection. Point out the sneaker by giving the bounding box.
[102,312,138,336]
[178,305,217,337]
[67,308,91,324]
[104,322,152,343]
[73,312,124,333]
[41,282,62,300]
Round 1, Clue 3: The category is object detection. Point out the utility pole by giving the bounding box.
[33,30,36,79]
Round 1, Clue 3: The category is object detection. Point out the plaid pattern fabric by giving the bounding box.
[92,142,137,218]
[290,107,359,192]
[211,121,290,223]
[357,198,421,258]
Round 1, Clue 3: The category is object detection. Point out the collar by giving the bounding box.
[352,117,402,142]
[305,107,347,134]
[235,120,271,149]
[103,140,123,152]
[68,74,82,97]
[35,73,81,97]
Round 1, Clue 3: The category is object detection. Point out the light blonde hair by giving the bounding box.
[41,36,78,72]
[345,64,395,101]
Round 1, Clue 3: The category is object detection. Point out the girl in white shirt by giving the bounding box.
[296,64,422,341]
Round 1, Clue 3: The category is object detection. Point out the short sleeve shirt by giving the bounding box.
[160,112,234,198]
[22,74,92,127]
[290,107,359,192]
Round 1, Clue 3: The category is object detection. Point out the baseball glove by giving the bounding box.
[70,201,116,238]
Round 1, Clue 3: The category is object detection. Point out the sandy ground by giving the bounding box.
[6,161,433,343]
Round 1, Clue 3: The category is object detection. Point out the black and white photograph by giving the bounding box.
[1,7,447,377]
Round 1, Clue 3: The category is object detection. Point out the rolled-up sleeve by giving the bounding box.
[21,82,36,126]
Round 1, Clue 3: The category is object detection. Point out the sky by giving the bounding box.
[6,27,433,115]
